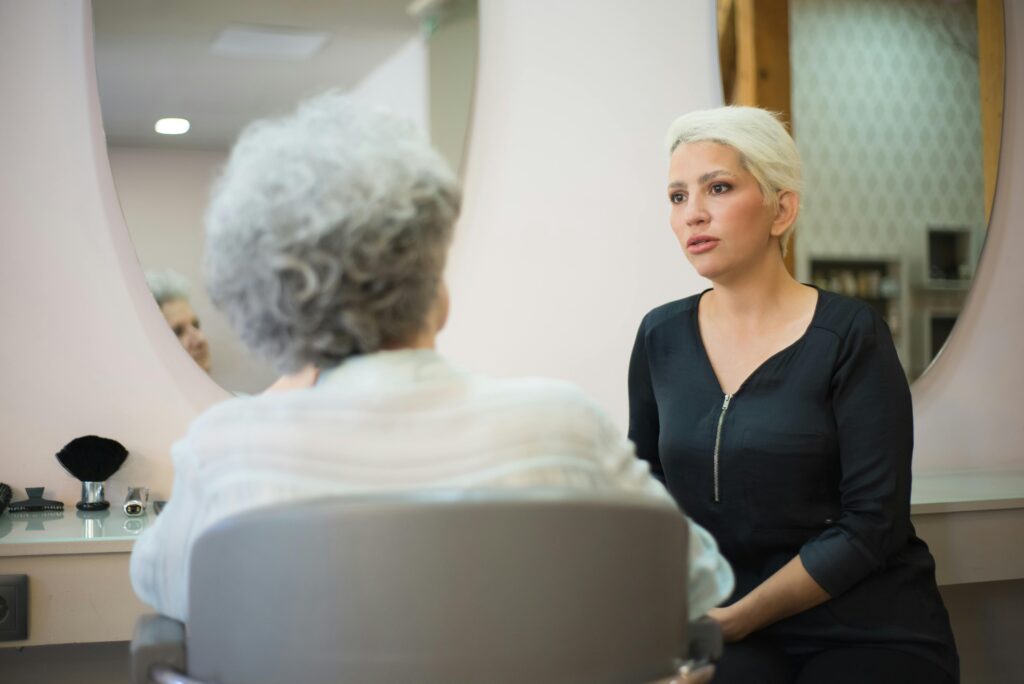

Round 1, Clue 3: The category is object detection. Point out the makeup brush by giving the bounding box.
[56,436,129,511]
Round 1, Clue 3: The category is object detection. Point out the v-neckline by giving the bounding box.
[692,285,823,397]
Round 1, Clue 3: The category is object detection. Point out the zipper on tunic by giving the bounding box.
[713,393,733,503]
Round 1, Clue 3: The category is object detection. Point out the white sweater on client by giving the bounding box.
[130,349,734,622]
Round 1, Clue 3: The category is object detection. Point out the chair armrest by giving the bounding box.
[130,614,186,684]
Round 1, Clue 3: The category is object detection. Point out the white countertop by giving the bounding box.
[0,506,152,556]
[910,469,1024,514]
[2,471,1022,557]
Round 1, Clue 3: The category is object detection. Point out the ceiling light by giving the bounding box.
[155,118,190,135]
[211,25,330,60]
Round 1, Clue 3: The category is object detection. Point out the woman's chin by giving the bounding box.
[689,258,728,282]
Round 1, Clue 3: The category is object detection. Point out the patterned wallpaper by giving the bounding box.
[790,0,985,283]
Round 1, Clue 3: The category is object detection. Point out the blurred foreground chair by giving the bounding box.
[131,490,720,684]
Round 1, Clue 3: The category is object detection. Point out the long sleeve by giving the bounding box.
[130,435,205,622]
[798,306,914,597]
[627,317,665,483]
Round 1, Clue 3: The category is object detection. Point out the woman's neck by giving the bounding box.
[382,329,437,352]
[705,252,805,324]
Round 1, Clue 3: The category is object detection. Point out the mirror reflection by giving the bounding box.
[93,0,478,393]
[717,0,1003,381]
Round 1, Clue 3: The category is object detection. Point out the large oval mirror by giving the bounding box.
[717,0,1003,381]
[93,0,478,393]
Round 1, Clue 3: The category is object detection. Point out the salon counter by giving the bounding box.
[1,472,1023,648]
[910,470,1024,586]
[0,508,152,648]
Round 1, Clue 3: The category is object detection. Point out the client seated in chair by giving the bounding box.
[129,91,734,625]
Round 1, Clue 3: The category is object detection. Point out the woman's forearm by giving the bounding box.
[708,554,830,642]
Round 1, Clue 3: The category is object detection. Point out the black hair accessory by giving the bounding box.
[56,436,129,511]
[8,486,64,512]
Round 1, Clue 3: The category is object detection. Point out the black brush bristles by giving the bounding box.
[56,436,128,483]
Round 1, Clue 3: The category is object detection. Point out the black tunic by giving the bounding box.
[628,287,958,678]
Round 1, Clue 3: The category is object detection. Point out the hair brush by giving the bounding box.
[56,435,129,511]
[8,486,64,512]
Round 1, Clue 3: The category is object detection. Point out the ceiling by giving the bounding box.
[93,0,418,150]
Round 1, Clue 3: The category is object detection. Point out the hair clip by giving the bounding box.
[0,482,11,516]
[9,486,65,513]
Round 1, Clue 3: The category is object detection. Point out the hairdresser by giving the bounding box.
[130,92,734,624]
[628,106,958,683]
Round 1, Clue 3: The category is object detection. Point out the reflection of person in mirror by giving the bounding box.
[129,91,734,626]
[629,107,958,683]
[145,269,211,373]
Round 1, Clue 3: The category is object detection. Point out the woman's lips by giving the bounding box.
[686,236,719,254]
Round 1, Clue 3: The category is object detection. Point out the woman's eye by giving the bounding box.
[710,182,731,195]
[670,192,686,204]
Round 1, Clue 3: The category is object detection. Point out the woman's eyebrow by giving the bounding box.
[668,169,734,190]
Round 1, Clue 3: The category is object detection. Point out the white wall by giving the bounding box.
[108,147,277,395]
[348,35,429,134]
[441,0,717,425]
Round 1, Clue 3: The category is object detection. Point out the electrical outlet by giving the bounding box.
[0,574,28,641]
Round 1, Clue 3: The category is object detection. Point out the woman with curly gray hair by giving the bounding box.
[130,92,733,628]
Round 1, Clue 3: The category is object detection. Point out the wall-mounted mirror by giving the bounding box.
[718,0,1004,381]
[93,0,478,393]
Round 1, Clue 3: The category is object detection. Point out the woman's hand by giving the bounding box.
[707,605,752,643]
[262,365,320,394]
[706,555,830,643]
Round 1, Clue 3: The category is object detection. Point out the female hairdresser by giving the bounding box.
[628,106,958,683]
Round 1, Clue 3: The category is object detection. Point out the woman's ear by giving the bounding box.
[770,191,800,238]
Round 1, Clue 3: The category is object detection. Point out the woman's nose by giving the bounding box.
[684,197,709,226]
[184,326,205,349]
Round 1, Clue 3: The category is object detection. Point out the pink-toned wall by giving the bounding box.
[0,0,1020,507]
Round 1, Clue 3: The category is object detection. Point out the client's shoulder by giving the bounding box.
[469,374,613,433]
[473,374,596,410]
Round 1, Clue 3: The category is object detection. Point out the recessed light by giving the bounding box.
[155,118,190,135]
[211,25,330,60]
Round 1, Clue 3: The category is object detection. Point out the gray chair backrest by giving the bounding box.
[186,489,690,684]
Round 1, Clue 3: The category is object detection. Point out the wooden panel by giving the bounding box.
[728,0,796,273]
[978,0,1005,226]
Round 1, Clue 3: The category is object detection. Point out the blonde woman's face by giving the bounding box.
[667,141,779,282]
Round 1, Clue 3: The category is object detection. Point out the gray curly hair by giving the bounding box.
[145,268,191,307]
[204,91,461,373]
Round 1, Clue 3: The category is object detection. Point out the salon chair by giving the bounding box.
[130,489,721,684]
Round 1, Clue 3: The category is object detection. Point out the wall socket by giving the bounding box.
[0,574,28,641]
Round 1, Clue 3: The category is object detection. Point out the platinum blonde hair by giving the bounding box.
[665,106,802,256]
[204,91,461,373]
[145,268,191,307]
